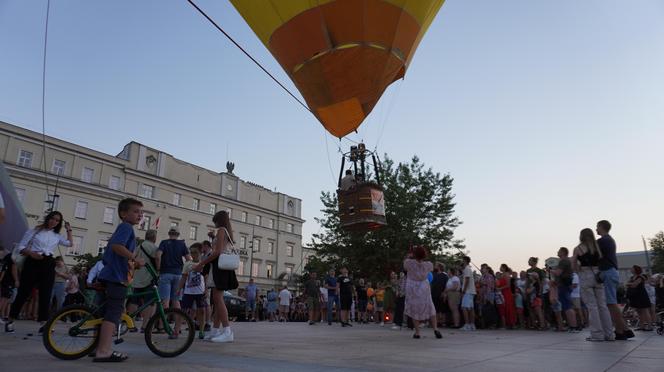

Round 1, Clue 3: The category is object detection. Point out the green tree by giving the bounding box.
[649,231,664,273]
[308,155,464,283]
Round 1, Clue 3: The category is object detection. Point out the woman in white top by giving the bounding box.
[6,211,72,333]
[445,268,461,328]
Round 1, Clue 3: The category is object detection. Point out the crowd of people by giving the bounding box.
[1,195,663,363]
[268,220,664,342]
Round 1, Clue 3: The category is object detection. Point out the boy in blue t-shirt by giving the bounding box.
[93,198,144,363]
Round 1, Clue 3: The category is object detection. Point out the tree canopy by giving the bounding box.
[306,155,464,283]
[649,231,664,273]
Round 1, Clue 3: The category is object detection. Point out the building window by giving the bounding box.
[97,239,108,255]
[173,193,181,206]
[268,241,274,254]
[17,150,33,168]
[189,226,198,240]
[252,238,260,252]
[140,184,154,199]
[103,207,115,224]
[68,236,84,256]
[109,175,121,190]
[239,236,246,249]
[74,201,88,219]
[268,219,274,229]
[140,215,152,231]
[15,188,26,204]
[209,203,216,215]
[170,221,179,229]
[52,159,66,175]
[192,198,200,211]
[285,265,293,278]
[81,167,94,183]
[238,259,245,276]
[266,264,273,279]
[286,244,294,257]
[286,223,294,233]
[241,212,247,223]
[255,215,261,226]
[252,262,259,277]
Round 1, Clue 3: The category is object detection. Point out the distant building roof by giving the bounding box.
[616,251,654,270]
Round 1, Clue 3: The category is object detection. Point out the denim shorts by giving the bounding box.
[600,268,619,305]
[461,293,475,309]
[551,300,562,312]
[246,298,256,311]
[158,272,182,302]
[557,285,573,311]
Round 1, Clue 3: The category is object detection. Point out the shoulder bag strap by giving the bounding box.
[222,228,236,253]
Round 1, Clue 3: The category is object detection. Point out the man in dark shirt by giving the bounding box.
[596,220,633,340]
[305,272,321,325]
[431,263,449,325]
[324,269,339,325]
[155,228,192,311]
[337,267,354,327]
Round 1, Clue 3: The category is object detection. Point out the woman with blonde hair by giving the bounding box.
[572,228,613,341]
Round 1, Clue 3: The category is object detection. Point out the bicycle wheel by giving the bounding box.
[43,304,100,360]
[144,308,195,357]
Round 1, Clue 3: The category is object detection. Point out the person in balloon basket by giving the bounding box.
[93,198,145,363]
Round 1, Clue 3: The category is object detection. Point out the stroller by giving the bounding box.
[656,310,664,335]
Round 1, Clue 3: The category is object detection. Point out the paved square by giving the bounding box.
[1,321,662,371]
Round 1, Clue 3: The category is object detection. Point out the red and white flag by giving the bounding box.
[154,217,160,230]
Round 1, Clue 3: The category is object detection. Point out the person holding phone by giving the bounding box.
[5,211,72,334]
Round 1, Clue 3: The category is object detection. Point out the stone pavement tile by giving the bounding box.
[609,357,664,372]
[3,320,664,372]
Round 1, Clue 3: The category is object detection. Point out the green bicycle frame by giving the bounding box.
[68,262,174,336]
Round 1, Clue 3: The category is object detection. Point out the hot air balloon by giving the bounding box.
[230,0,445,138]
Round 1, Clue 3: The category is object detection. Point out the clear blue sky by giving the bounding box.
[1,0,663,270]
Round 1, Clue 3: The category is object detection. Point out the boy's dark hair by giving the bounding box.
[462,255,471,264]
[118,198,143,217]
[559,247,569,256]
[597,220,612,232]
[202,240,212,247]
[190,242,202,253]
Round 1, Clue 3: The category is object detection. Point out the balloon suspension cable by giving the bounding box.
[323,132,337,185]
[186,0,312,115]
[41,0,52,208]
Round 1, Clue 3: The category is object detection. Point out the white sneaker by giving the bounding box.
[461,324,470,331]
[380,322,385,327]
[211,328,234,343]
[470,324,476,331]
[204,328,221,340]
[391,325,401,330]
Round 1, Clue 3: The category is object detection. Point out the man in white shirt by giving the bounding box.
[461,256,476,331]
[339,170,357,191]
[571,272,585,327]
[278,286,292,322]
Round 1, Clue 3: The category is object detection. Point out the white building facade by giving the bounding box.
[0,121,305,291]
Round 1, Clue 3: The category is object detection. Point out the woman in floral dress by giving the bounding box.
[404,246,443,339]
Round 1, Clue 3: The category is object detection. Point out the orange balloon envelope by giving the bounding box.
[230,0,445,138]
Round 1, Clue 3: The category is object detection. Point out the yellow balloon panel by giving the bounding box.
[230,0,445,137]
